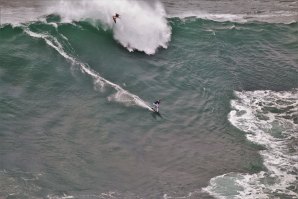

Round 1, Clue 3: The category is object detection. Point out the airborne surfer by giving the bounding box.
[112,13,120,23]
[152,99,161,112]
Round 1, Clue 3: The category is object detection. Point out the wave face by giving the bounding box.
[203,90,298,199]
[22,22,152,111]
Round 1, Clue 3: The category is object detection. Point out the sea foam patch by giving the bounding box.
[203,89,298,199]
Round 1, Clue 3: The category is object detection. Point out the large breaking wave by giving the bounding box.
[1,0,171,55]
[49,0,171,55]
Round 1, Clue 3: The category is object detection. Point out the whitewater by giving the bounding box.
[203,90,298,199]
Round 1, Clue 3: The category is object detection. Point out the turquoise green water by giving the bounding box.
[0,10,298,199]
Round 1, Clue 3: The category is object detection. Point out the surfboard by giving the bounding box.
[151,107,159,113]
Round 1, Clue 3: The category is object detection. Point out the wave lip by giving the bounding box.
[203,89,298,198]
[49,0,171,55]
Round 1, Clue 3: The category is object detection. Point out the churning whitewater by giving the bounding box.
[204,90,298,199]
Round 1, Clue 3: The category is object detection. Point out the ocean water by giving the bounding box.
[0,0,297,198]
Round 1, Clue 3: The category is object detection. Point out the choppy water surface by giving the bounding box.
[0,0,297,198]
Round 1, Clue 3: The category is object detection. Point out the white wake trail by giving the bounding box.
[24,29,152,111]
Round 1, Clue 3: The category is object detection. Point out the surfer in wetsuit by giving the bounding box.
[112,13,120,23]
[153,100,161,112]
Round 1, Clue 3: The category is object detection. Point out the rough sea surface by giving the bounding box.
[0,0,297,198]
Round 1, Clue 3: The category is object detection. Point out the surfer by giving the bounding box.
[152,100,161,112]
[112,13,120,23]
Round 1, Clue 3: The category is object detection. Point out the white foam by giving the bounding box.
[47,191,131,199]
[24,29,152,111]
[163,192,195,199]
[169,12,248,23]
[203,89,298,198]
[47,0,171,55]
[47,194,74,199]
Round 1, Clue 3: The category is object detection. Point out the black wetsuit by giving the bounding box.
[153,100,160,112]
